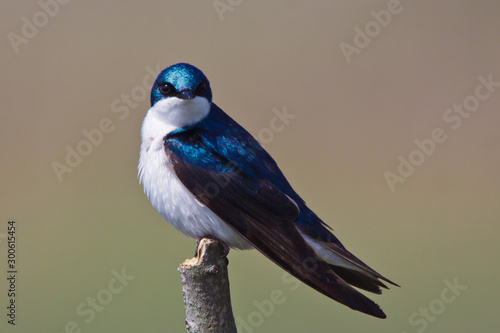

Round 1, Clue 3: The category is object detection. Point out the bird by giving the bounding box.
[138,63,397,319]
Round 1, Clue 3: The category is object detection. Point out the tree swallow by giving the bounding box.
[138,63,397,318]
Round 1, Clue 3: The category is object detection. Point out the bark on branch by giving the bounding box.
[178,238,237,333]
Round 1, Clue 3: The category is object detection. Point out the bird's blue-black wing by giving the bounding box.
[163,105,387,318]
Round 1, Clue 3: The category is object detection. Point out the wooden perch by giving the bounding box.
[178,238,237,333]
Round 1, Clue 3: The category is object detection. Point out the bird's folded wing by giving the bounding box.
[165,133,387,318]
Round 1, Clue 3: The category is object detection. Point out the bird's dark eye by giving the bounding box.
[158,83,175,96]
[196,81,208,95]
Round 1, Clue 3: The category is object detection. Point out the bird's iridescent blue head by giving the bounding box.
[151,63,212,106]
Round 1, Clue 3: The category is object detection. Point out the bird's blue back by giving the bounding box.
[166,103,340,243]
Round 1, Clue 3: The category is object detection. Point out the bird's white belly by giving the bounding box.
[138,132,251,250]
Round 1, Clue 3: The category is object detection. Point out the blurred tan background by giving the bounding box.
[1,1,499,332]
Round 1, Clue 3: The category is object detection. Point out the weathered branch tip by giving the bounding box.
[178,238,237,333]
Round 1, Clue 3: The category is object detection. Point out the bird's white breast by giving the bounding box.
[138,97,251,249]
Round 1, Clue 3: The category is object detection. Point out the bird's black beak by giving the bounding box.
[178,89,195,100]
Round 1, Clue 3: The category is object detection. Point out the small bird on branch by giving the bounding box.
[139,63,398,319]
